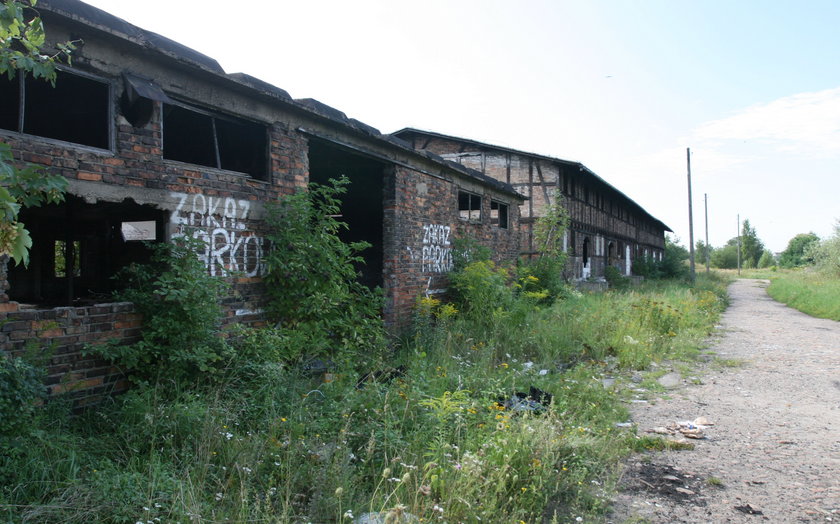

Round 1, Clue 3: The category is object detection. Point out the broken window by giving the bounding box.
[162,102,268,180]
[458,190,481,221]
[490,200,508,229]
[7,196,165,307]
[0,68,110,149]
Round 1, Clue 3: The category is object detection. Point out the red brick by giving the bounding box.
[78,171,102,181]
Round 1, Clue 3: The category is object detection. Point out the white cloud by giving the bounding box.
[693,87,840,157]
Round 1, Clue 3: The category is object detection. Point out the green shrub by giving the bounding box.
[87,237,231,386]
[449,259,514,319]
[604,265,629,289]
[0,355,45,437]
[526,190,570,299]
[810,222,840,276]
[262,177,385,361]
[632,237,689,280]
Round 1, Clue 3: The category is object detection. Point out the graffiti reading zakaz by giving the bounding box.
[421,223,453,273]
[170,192,265,277]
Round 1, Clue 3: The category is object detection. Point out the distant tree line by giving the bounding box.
[696,218,839,274]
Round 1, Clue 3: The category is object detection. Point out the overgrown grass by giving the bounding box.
[766,269,840,321]
[1,274,728,523]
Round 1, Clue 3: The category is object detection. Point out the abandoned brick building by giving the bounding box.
[392,129,671,280]
[0,0,523,405]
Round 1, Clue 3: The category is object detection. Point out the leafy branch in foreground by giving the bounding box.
[1,0,77,265]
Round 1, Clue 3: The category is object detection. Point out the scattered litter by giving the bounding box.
[301,357,336,377]
[355,509,418,523]
[646,418,713,440]
[615,422,633,428]
[499,386,553,413]
[538,369,549,376]
[734,504,763,515]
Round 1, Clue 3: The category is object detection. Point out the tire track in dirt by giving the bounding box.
[608,279,840,523]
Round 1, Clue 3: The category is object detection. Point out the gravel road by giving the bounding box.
[608,279,840,523]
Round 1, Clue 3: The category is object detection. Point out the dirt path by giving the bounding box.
[608,279,840,523]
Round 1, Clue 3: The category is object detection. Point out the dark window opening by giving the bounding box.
[490,200,508,229]
[582,237,590,267]
[0,69,110,148]
[308,139,386,289]
[0,75,20,131]
[162,102,268,180]
[8,195,166,307]
[458,191,482,221]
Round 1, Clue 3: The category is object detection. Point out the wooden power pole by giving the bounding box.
[687,148,696,283]
[704,193,710,273]
[737,214,741,276]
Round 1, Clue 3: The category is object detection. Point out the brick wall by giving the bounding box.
[0,302,141,409]
[383,166,520,329]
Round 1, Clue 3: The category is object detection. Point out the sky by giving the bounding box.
[82,0,840,252]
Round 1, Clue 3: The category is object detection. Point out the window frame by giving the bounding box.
[490,199,509,229]
[0,65,114,151]
[161,98,270,181]
[457,190,482,222]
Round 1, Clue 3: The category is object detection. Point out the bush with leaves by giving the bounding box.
[1,0,76,265]
[779,232,820,268]
[262,177,385,361]
[604,265,629,289]
[0,354,45,437]
[633,236,689,280]
[809,222,840,276]
[520,191,570,300]
[87,237,231,386]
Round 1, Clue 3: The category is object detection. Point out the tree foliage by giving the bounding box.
[0,0,75,265]
[809,222,840,276]
[632,235,689,280]
[710,240,739,269]
[739,219,764,269]
[262,177,385,359]
[779,232,819,268]
[695,240,713,267]
[757,249,775,268]
[522,191,570,299]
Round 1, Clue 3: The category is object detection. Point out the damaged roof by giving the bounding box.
[392,128,672,232]
[37,0,522,200]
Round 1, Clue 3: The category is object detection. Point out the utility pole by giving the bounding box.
[687,148,696,283]
[704,193,710,273]
[737,214,741,276]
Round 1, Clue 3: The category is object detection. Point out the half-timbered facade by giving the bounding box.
[392,129,671,280]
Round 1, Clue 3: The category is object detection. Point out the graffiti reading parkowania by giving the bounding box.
[422,224,453,273]
[170,192,265,277]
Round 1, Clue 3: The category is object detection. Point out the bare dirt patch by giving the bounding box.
[609,279,840,523]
